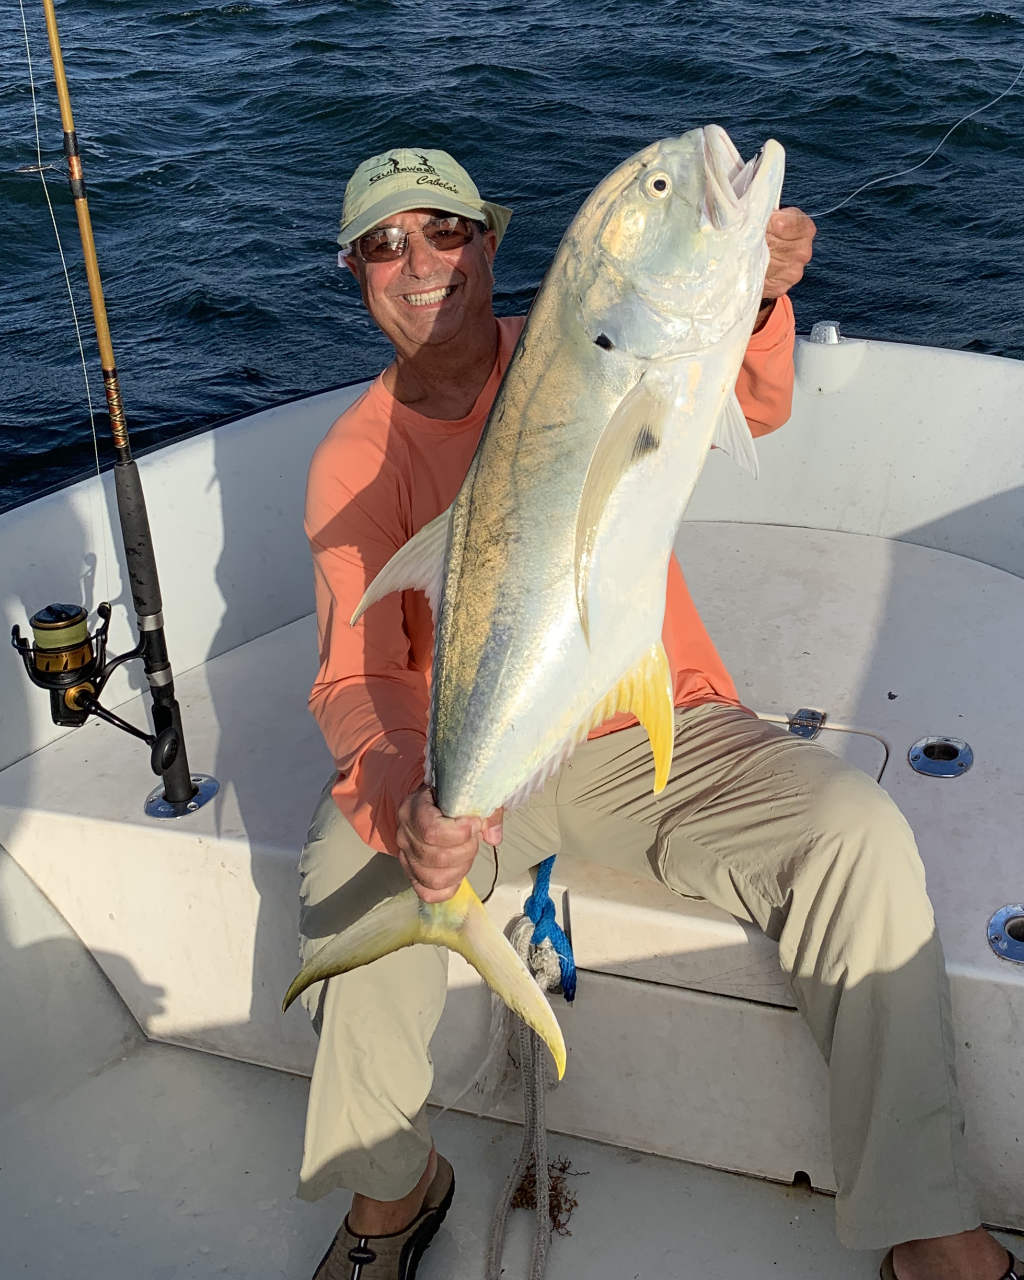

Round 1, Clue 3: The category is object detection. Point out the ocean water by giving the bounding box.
[2,0,1022,512]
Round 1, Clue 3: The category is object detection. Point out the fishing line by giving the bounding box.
[811,56,1024,219]
[481,841,500,904]
[17,0,110,603]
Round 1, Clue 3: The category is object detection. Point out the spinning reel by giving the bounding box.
[12,601,183,780]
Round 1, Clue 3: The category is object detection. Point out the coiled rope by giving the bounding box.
[522,855,576,1002]
[485,858,575,1280]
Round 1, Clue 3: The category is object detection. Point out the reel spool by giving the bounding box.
[13,602,111,728]
[12,601,187,781]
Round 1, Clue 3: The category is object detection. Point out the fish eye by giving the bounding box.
[643,172,672,199]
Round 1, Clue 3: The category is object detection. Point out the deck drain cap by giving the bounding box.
[908,736,973,777]
[987,905,1024,964]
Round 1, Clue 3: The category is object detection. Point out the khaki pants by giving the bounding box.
[295,703,979,1249]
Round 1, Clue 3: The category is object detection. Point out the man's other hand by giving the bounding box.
[396,785,497,903]
[763,207,816,299]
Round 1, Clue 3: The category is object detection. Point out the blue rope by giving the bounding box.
[522,855,576,1002]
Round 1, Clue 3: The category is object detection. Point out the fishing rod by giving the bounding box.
[10,0,216,818]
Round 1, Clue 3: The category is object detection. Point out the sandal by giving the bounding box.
[880,1247,1023,1280]
[312,1155,455,1280]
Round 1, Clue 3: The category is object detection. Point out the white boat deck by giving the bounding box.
[4,522,1024,1258]
[0,1020,886,1280]
[0,848,876,1279]
[2,833,1020,1279]
[3,335,1024,1277]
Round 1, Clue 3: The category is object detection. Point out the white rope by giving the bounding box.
[17,0,110,602]
[485,916,562,1280]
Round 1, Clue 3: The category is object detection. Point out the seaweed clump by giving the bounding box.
[510,1155,587,1236]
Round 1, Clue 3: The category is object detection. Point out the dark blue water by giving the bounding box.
[3,0,1022,512]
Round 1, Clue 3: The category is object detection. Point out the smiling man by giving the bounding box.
[294,147,1017,1280]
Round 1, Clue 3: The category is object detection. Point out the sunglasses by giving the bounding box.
[351,214,482,264]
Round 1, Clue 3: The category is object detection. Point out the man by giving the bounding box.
[298,147,1017,1280]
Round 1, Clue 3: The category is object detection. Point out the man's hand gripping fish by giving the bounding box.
[283,125,786,1081]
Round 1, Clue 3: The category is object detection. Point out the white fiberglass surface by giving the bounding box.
[0,1035,910,1280]
[4,522,1024,1245]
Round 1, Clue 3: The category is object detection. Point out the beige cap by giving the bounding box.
[338,147,513,249]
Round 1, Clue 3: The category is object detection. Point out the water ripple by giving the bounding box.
[2,0,1022,510]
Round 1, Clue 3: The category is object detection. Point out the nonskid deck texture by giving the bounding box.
[2,842,1020,1280]
[0,1037,916,1280]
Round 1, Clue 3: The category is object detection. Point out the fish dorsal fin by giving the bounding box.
[350,509,449,626]
[574,372,670,642]
[588,640,675,792]
[712,392,759,478]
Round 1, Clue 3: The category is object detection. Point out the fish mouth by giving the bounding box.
[700,124,774,229]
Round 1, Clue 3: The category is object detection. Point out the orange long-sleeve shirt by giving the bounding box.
[306,298,795,853]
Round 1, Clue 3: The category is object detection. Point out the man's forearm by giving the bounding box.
[322,719,427,856]
[737,294,796,436]
[309,666,429,855]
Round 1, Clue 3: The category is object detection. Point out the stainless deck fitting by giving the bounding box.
[908,736,973,777]
[145,773,220,819]
[808,320,841,344]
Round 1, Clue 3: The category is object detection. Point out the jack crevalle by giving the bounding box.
[283,126,786,1079]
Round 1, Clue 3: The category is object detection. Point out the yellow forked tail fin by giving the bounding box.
[282,879,567,1079]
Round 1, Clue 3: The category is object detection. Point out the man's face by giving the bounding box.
[346,208,498,355]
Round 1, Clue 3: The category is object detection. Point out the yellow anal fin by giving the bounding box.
[282,879,567,1080]
[587,641,674,792]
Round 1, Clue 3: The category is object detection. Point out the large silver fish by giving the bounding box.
[284,126,785,1079]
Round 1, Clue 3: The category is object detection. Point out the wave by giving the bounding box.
[3,0,1022,511]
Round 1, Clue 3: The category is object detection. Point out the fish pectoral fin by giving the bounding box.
[588,641,675,792]
[350,508,450,626]
[281,880,568,1081]
[444,881,567,1080]
[573,373,669,642]
[281,887,426,1011]
[712,392,759,479]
